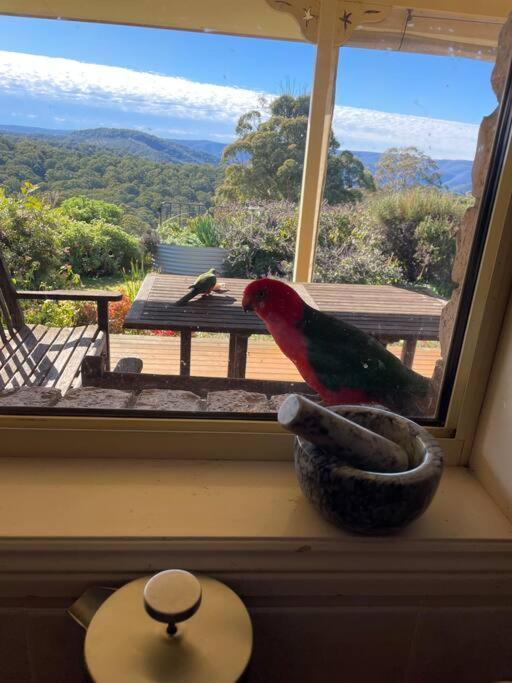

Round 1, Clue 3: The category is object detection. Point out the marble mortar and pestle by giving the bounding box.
[278,395,443,534]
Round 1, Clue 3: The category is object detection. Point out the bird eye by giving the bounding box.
[257,290,266,299]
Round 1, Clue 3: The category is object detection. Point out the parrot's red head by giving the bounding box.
[242,278,304,324]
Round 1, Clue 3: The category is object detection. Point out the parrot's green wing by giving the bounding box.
[299,304,429,401]
[190,268,217,294]
[175,268,217,305]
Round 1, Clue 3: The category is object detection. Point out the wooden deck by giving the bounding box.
[111,334,440,381]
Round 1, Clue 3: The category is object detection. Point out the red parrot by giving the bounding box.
[242,278,430,413]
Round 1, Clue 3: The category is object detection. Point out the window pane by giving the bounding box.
[0,15,316,415]
[310,22,505,419]
[0,11,508,422]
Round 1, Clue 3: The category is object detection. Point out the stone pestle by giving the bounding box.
[278,395,409,473]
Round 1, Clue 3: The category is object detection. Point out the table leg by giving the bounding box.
[180,330,192,376]
[228,334,249,378]
[401,339,417,368]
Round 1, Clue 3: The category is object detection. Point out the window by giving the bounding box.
[0,15,314,415]
[310,39,499,420]
[0,4,510,460]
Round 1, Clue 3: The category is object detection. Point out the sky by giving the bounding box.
[0,15,498,160]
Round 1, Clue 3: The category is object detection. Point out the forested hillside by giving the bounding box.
[67,128,219,164]
[0,134,218,231]
[0,125,218,164]
[0,124,473,193]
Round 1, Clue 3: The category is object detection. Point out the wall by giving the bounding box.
[471,289,512,521]
[2,596,512,683]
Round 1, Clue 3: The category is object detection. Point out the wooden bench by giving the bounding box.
[0,254,122,394]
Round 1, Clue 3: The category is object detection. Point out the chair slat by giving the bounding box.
[42,326,90,390]
[7,326,64,389]
[1,326,54,389]
[54,326,104,394]
[28,326,75,387]
[0,325,36,375]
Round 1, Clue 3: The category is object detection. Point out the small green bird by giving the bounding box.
[175,268,217,306]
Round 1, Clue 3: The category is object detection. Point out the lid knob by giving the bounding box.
[143,569,202,636]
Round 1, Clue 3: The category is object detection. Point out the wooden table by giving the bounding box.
[124,274,446,378]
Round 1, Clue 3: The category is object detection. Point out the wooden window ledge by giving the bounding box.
[0,458,511,598]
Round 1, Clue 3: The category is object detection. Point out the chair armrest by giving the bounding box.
[16,290,123,302]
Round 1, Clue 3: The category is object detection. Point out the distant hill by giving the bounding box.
[0,124,69,137]
[68,128,219,165]
[0,125,218,165]
[0,124,473,193]
[171,139,226,161]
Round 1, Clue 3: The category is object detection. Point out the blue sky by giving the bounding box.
[0,15,497,159]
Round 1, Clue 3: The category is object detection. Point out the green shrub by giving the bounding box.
[59,219,141,276]
[24,299,80,327]
[157,218,202,247]
[314,203,403,284]
[122,259,146,301]
[369,188,470,295]
[59,196,123,225]
[0,184,62,288]
[120,210,152,235]
[415,215,457,294]
[189,215,220,247]
[214,202,296,278]
[157,214,220,248]
[314,244,403,285]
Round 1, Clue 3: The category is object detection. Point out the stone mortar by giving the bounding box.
[294,405,443,535]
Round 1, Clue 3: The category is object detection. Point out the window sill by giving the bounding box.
[0,457,511,598]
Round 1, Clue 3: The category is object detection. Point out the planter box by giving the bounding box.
[154,243,228,276]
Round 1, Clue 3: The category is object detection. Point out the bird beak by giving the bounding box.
[242,294,253,312]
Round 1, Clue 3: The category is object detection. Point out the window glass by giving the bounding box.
[310,37,502,418]
[0,12,506,421]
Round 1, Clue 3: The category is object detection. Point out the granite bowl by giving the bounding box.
[294,405,443,534]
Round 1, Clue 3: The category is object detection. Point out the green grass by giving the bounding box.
[81,274,126,290]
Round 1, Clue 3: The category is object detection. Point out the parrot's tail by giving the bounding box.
[175,289,197,306]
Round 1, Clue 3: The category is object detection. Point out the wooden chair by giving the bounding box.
[0,253,122,394]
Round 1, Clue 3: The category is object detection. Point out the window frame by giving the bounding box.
[0,4,511,466]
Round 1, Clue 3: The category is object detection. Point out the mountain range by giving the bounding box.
[0,124,473,194]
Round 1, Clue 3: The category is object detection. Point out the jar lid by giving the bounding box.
[84,571,253,683]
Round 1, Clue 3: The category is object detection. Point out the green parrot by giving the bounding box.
[175,268,217,306]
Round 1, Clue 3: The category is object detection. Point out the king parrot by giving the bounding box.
[175,268,217,306]
[242,278,431,413]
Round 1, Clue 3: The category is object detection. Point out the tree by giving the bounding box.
[375,147,442,191]
[216,94,375,204]
[59,196,123,224]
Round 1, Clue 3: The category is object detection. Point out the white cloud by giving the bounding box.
[332,106,479,160]
[0,50,479,159]
[0,50,263,123]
